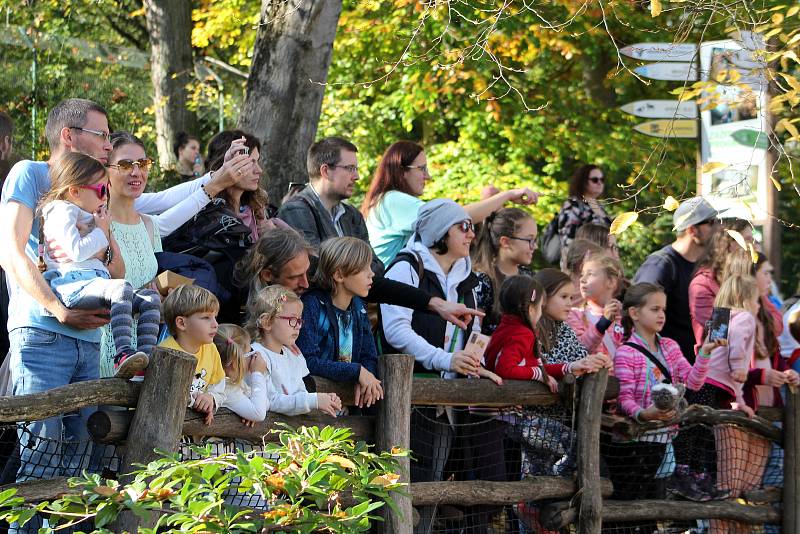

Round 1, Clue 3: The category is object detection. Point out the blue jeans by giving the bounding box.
[8,327,99,533]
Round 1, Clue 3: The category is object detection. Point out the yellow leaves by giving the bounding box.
[702,162,729,175]
[726,229,748,251]
[650,0,662,17]
[609,212,639,236]
[772,13,785,25]
[770,175,783,191]
[325,455,356,470]
[370,473,401,487]
[748,242,758,264]
[663,196,680,211]
[777,118,800,140]
[789,5,800,17]
[778,72,800,93]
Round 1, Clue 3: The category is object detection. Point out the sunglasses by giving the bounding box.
[456,220,475,233]
[277,316,304,328]
[107,158,152,172]
[588,176,605,184]
[78,182,109,199]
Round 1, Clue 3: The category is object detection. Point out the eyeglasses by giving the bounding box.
[107,158,153,172]
[78,182,109,200]
[696,217,719,227]
[455,220,475,233]
[277,316,304,328]
[588,176,605,184]
[330,164,358,174]
[405,164,429,174]
[508,236,537,249]
[69,126,111,141]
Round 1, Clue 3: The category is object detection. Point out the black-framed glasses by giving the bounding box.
[455,220,475,233]
[277,316,303,328]
[107,158,153,172]
[330,164,358,174]
[405,164,429,174]
[508,236,537,249]
[588,176,605,184]
[69,126,111,141]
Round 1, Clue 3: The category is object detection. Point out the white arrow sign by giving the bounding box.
[620,100,698,119]
[634,62,699,81]
[621,43,697,62]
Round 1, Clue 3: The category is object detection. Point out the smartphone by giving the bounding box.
[707,307,731,342]
[464,332,491,361]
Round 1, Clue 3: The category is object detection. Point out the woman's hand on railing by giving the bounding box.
[451,350,481,377]
[356,367,384,408]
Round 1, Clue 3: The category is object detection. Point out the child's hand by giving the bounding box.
[699,337,727,356]
[638,404,677,422]
[241,418,256,428]
[248,353,267,375]
[477,367,503,386]
[764,368,789,387]
[603,299,622,322]
[93,205,111,235]
[318,393,341,417]
[543,375,559,394]
[571,353,612,376]
[732,402,755,418]
[451,350,481,377]
[193,393,215,417]
[784,369,800,387]
[731,368,748,383]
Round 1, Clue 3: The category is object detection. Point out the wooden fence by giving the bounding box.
[0,347,795,533]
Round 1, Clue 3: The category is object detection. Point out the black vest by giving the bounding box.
[379,251,478,374]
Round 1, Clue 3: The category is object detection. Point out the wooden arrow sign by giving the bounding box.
[633,119,698,138]
[620,100,698,119]
[621,43,697,62]
[634,63,699,81]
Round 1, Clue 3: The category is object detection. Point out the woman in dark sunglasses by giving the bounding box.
[552,164,612,268]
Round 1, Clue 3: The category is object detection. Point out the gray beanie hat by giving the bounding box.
[413,198,471,247]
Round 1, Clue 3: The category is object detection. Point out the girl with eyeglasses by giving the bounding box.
[361,140,538,266]
[247,284,342,418]
[296,237,382,409]
[472,207,537,334]
[38,153,160,379]
[555,164,612,267]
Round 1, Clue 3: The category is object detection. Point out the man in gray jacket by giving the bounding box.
[278,136,384,276]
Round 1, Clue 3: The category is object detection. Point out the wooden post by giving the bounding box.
[785,389,799,534]
[376,354,414,534]
[576,369,608,534]
[115,347,196,533]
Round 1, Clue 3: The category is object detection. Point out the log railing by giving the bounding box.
[0,351,794,534]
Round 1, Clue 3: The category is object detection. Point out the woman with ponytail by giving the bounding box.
[472,207,537,334]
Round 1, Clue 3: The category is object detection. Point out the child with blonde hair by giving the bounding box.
[247,285,341,417]
[568,253,624,357]
[296,237,382,409]
[214,324,268,426]
[160,284,225,425]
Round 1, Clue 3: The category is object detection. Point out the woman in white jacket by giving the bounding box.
[379,198,483,533]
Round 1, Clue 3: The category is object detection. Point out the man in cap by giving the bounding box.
[634,197,720,363]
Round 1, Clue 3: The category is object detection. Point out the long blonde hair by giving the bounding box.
[214,324,251,385]
[245,285,302,342]
[714,274,757,311]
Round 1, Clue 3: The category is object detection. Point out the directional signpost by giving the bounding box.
[633,62,698,81]
[619,100,698,120]
[633,119,698,139]
[620,43,697,62]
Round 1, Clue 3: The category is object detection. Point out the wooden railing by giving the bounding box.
[0,348,795,533]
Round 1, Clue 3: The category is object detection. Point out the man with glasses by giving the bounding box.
[634,197,720,363]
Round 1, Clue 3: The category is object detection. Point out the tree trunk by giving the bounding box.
[239,0,343,205]
[143,0,198,170]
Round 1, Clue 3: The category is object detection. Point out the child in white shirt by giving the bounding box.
[246,285,341,417]
[214,324,268,425]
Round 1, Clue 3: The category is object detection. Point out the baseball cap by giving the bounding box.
[672,197,719,232]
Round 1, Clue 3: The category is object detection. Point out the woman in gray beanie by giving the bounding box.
[378,198,493,533]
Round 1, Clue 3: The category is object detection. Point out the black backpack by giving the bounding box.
[540,214,561,264]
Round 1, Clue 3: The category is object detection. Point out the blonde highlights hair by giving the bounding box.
[40,153,107,209]
[582,253,622,288]
[245,285,302,342]
[161,284,220,336]
[714,274,758,311]
[213,324,251,386]
[312,237,373,294]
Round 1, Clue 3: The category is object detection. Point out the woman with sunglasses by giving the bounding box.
[38,152,160,379]
[379,199,497,534]
[361,140,539,266]
[555,164,612,267]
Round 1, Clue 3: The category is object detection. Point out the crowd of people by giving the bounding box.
[0,98,798,533]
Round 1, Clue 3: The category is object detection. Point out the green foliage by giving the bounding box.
[0,425,406,534]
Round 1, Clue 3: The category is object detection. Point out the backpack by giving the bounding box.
[540,214,561,265]
[154,251,230,303]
